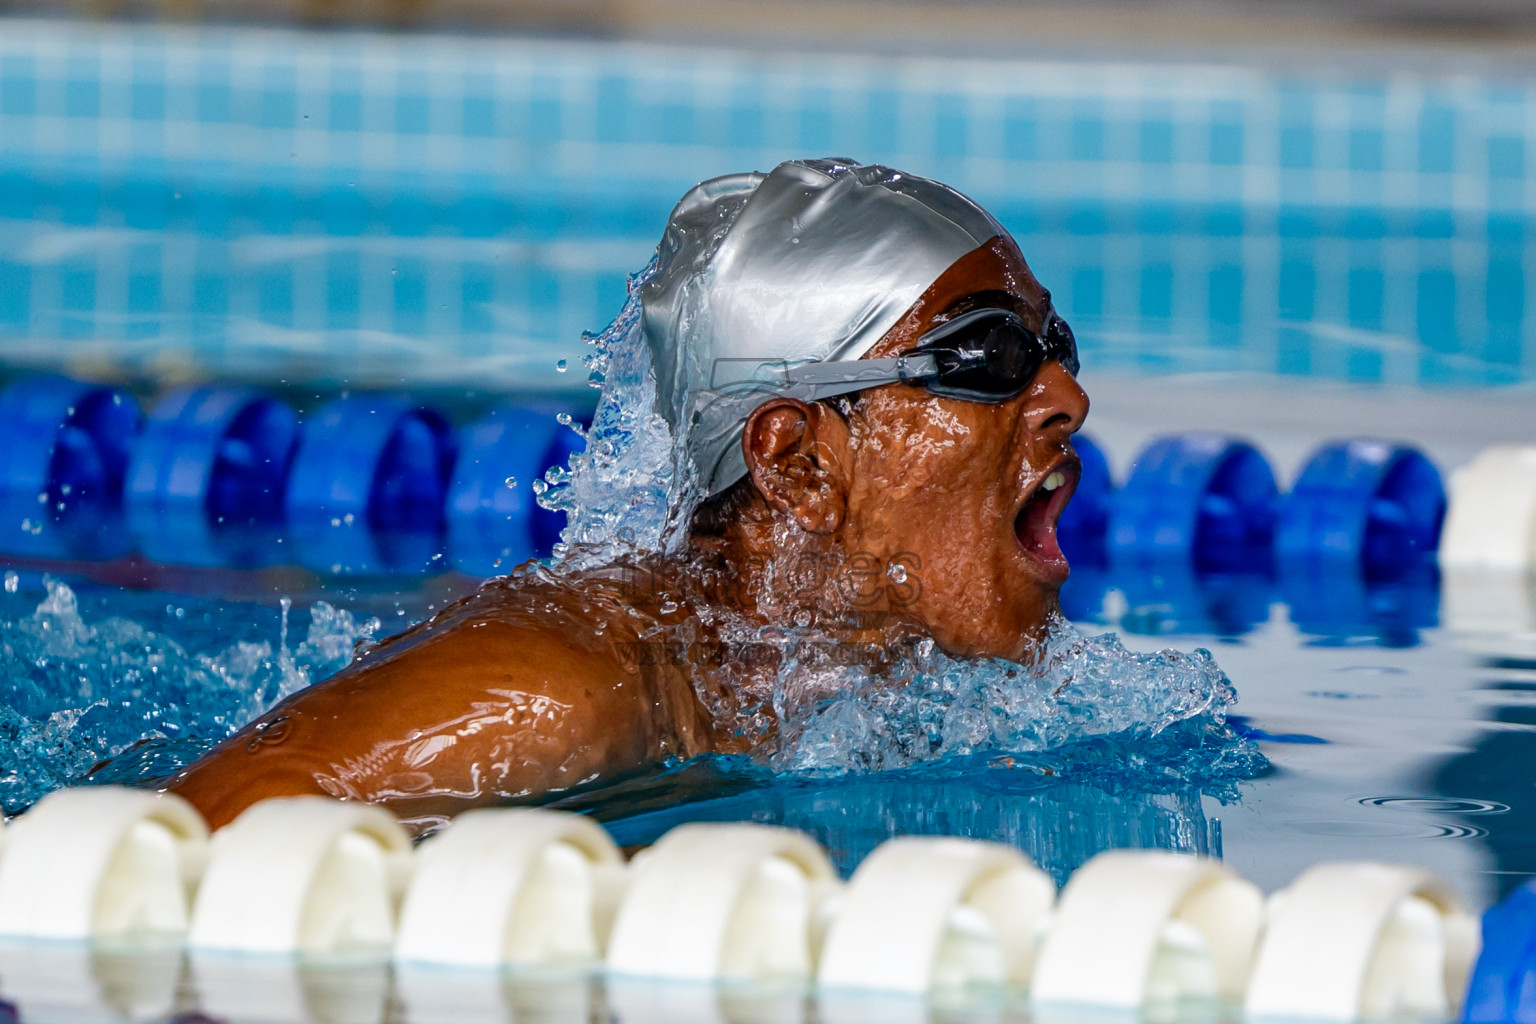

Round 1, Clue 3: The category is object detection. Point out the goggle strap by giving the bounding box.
[778,354,940,403]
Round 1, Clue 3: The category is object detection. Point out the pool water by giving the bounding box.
[2,552,1529,906]
[0,543,1531,1021]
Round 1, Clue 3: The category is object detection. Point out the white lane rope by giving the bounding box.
[0,789,1482,1020]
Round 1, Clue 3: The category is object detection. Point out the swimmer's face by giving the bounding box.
[742,236,1089,661]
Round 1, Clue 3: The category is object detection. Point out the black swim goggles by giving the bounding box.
[750,306,1080,406]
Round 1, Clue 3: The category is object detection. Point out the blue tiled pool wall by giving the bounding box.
[0,20,1534,387]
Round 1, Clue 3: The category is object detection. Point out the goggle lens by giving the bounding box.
[910,307,1078,402]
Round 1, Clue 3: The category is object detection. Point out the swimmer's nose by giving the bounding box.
[1024,361,1089,437]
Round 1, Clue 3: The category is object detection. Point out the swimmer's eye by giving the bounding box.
[774,305,1079,407]
[901,306,1079,402]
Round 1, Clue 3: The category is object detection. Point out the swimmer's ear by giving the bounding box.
[742,398,850,535]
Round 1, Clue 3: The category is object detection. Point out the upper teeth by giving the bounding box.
[1043,471,1065,492]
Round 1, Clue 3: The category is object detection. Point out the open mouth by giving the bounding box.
[1013,456,1080,584]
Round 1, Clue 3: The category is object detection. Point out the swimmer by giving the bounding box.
[168,158,1090,834]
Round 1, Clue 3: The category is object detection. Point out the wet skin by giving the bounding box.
[166,234,1090,834]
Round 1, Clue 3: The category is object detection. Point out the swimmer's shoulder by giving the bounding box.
[325,559,709,740]
[355,560,679,667]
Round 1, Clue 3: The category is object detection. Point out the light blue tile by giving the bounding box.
[65,70,99,119]
[1279,123,1313,170]
[1002,98,1035,161]
[1140,119,1173,165]
[1209,120,1243,166]
[933,94,968,161]
[1415,267,1457,354]
[0,59,37,117]
[396,93,430,135]
[1348,129,1383,172]
[1278,257,1315,320]
[259,87,296,131]
[1069,113,1103,162]
[1139,263,1173,319]
[1347,266,1384,329]
[1417,102,1455,174]
[1488,136,1525,179]
[1069,266,1103,318]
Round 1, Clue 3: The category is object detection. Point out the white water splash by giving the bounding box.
[0,579,378,813]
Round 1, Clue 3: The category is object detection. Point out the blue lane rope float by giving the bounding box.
[1057,433,1112,570]
[1278,439,1446,577]
[446,403,584,577]
[1463,881,1536,1024]
[1054,433,1115,621]
[284,395,456,575]
[1108,434,1278,574]
[0,376,139,560]
[124,388,298,568]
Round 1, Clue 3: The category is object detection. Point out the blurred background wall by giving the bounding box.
[0,2,1534,393]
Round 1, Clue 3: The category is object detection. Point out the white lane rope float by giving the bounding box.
[816,835,1055,994]
[187,795,413,956]
[604,822,838,982]
[394,806,625,967]
[0,789,1487,1021]
[1440,445,1536,573]
[1030,849,1264,1010]
[1244,861,1478,1021]
[0,785,207,941]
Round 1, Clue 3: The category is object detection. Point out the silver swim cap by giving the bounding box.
[641,158,1007,497]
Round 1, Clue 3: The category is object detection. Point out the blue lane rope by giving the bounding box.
[0,376,139,560]
[124,388,298,568]
[447,402,584,577]
[1057,433,1112,571]
[1463,880,1536,1024]
[1108,434,1278,573]
[284,395,456,575]
[0,377,1458,594]
[1278,439,1445,577]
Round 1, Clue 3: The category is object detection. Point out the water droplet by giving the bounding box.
[504,476,518,489]
[556,359,568,372]
[556,412,573,426]
[343,512,355,526]
[887,562,908,584]
[4,570,18,593]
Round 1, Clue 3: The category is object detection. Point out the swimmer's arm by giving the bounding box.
[167,615,692,833]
